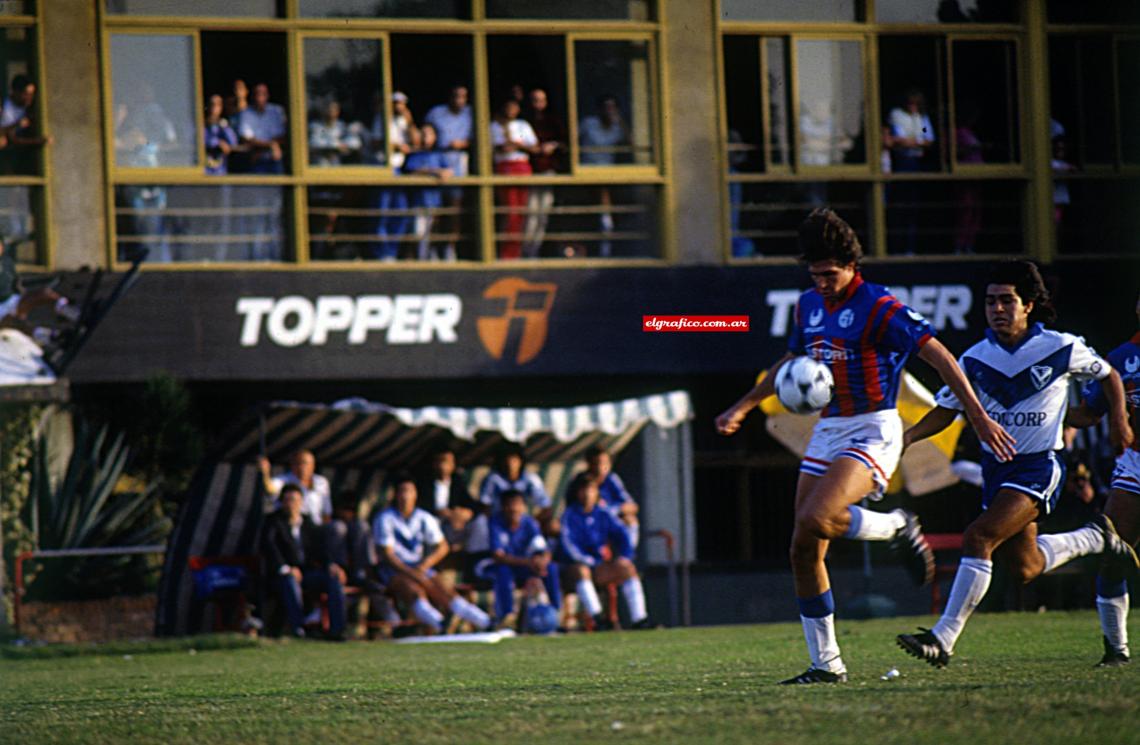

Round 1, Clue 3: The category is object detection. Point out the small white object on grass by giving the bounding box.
[880,667,900,681]
[611,721,624,732]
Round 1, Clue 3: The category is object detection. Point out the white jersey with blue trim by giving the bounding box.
[373,506,444,567]
[936,323,1110,455]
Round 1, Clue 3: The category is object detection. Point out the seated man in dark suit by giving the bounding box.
[417,447,484,575]
[262,483,347,639]
[326,488,395,630]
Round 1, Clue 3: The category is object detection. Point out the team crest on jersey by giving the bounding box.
[1126,355,1139,374]
[838,309,855,328]
[808,308,824,327]
[1030,364,1053,390]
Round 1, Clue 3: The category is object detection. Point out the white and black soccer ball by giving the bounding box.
[775,356,834,414]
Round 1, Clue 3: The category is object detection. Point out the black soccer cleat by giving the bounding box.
[777,667,848,685]
[592,614,614,632]
[1090,515,1140,579]
[1096,635,1131,668]
[630,618,655,630]
[897,627,951,668]
[889,509,936,587]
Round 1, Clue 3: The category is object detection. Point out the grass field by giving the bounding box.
[1,611,1136,745]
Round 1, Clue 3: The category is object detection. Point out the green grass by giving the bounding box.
[1,611,1136,745]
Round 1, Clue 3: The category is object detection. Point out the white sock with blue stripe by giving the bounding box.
[1097,576,1130,656]
[449,596,491,630]
[1037,527,1105,573]
[843,505,906,541]
[798,590,844,673]
[412,598,444,631]
[931,557,992,653]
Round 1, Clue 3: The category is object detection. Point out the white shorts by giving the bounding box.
[801,409,903,498]
[1111,449,1140,496]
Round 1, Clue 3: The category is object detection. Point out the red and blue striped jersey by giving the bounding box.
[788,275,935,418]
[1082,332,1140,453]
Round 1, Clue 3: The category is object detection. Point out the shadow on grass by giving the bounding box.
[2,633,260,661]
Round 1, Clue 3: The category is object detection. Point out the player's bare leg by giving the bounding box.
[388,573,445,632]
[595,557,649,627]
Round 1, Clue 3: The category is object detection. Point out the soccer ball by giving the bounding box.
[775,356,834,414]
[525,603,559,635]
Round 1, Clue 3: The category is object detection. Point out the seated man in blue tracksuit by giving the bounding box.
[559,472,650,630]
[474,489,561,626]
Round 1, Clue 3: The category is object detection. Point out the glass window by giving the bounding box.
[487,36,570,178]
[303,37,385,169]
[486,0,652,20]
[105,0,282,17]
[391,34,476,176]
[795,40,864,167]
[880,36,945,172]
[308,185,477,262]
[1055,178,1140,256]
[1048,35,1115,166]
[110,34,197,169]
[575,40,654,167]
[115,185,288,263]
[885,180,1022,255]
[876,0,1017,24]
[1119,41,1140,164]
[722,36,763,173]
[0,185,38,261]
[0,1,33,16]
[0,25,43,176]
[720,0,858,23]
[298,0,470,19]
[951,40,1018,164]
[729,182,870,258]
[495,184,659,260]
[201,32,290,175]
[1047,1,1140,24]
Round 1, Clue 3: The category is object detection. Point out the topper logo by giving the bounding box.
[236,294,462,347]
[807,308,824,327]
[765,285,971,336]
[1126,356,1139,375]
[477,277,558,364]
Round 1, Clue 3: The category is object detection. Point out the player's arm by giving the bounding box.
[903,406,959,450]
[917,338,1017,461]
[418,540,449,572]
[715,352,795,436]
[256,456,280,496]
[1099,369,1135,454]
[1065,401,1103,429]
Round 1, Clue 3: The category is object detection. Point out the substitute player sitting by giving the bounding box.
[560,472,649,630]
[716,207,1014,685]
[474,489,561,628]
[1065,289,1140,667]
[373,472,491,634]
[897,261,1137,668]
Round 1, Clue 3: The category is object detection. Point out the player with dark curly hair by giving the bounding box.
[716,208,1014,684]
[897,261,1136,669]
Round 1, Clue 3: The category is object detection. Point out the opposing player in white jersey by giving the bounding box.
[897,261,1137,667]
[373,472,491,633]
[1067,290,1140,666]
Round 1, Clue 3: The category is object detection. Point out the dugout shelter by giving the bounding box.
[154,390,694,636]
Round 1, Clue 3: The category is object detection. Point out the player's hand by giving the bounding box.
[256,455,271,476]
[1109,416,1135,455]
[715,406,748,436]
[970,414,1017,462]
[291,567,303,583]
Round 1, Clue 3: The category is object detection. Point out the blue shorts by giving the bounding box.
[981,451,1065,515]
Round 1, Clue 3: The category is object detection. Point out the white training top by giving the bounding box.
[373,506,444,566]
[936,323,1111,455]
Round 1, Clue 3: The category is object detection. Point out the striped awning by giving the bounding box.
[217,390,693,469]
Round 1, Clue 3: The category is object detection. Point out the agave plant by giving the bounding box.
[27,419,171,601]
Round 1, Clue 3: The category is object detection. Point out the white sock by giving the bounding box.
[577,579,602,617]
[844,506,907,541]
[931,557,992,653]
[412,598,444,631]
[449,596,491,630]
[1097,593,1130,656]
[622,577,648,623]
[800,615,844,673]
[1037,527,1105,573]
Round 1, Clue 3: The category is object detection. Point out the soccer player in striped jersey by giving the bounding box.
[373,472,491,634]
[474,489,561,628]
[716,208,1014,684]
[1067,290,1140,667]
[897,262,1136,668]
